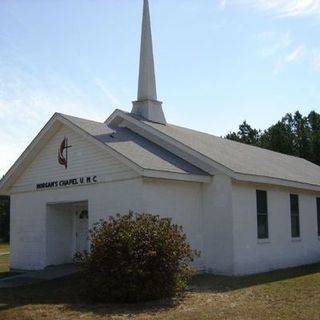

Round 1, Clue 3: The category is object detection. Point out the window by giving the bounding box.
[256,190,268,239]
[290,194,300,238]
[317,198,320,237]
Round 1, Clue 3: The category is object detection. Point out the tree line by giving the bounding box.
[225,111,320,166]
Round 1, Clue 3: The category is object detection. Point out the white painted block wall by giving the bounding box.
[232,182,320,275]
[202,174,234,274]
[8,121,320,274]
[10,178,143,270]
[142,178,205,269]
[10,123,144,270]
[140,175,237,274]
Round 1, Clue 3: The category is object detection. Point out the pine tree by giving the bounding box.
[226,110,320,166]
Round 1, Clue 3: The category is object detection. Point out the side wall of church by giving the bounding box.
[232,182,320,275]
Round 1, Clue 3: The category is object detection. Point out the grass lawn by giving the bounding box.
[0,255,9,273]
[0,244,11,279]
[0,255,11,279]
[0,263,319,320]
[0,243,9,254]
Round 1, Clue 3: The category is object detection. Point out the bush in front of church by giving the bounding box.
[74,212,200,303]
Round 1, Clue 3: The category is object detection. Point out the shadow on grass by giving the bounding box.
[0,273,181,317]
[0,272,17,280]
[190,262,320,293]
[0,262,319,317]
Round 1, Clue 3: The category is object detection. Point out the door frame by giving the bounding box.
[72,201,89,256]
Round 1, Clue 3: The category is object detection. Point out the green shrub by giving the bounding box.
[74,212,200,303]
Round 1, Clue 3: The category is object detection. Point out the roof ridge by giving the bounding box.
[58,113,105,125]
[111,110,316,166]
[163,122,311,163]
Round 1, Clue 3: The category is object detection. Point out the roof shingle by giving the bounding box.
[62,112,320,187]
[61,114,207,176]
[143,120,320,187]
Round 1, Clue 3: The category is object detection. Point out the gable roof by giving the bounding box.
[143,120,320,188]
[2,110,320,194]
[61,114,207,177]
[0,113,209,194]
[106,109,320,191]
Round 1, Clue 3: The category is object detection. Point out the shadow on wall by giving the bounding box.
[0,262,319,317]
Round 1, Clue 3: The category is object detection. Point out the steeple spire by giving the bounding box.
[131,0,166,124]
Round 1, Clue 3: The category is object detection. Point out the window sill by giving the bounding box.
[258,238,270,244]
[292,237,302,242]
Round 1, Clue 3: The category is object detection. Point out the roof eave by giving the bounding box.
[143,169,212,183]
[233,173,320,193]
[106,110,230,176]
[0,113,62,194]
[106,110,320,193]
[0,112,146,194]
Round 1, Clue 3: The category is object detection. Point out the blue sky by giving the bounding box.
[1,0,320,176]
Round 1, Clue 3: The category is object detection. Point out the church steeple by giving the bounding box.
[131,0,166,125]
[138,0,157,101]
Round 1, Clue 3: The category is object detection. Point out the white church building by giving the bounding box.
[1,0,320,276]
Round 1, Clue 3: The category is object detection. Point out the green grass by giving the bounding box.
[0,243,9,254]
[0,243,10,278]
[0,255,11,279]
[0,263,319,320]
[0,255,9,272]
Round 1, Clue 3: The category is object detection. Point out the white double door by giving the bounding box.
[73,205,89,254]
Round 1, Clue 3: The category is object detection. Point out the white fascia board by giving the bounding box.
[0,113,62,194]
[58,114,143,175]
[143,169,212,183]
[105,109,126,127]
[107,110,230,176]
[233,173,320,193]
[0,113,144,194]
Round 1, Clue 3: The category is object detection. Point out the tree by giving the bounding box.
[225,110,320,166]
[308,111,320,165]
[291,111,312,160]
[259,121,294,154]
[226,121,261,145]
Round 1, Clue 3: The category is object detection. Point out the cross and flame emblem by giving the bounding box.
[58,137,72,169]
